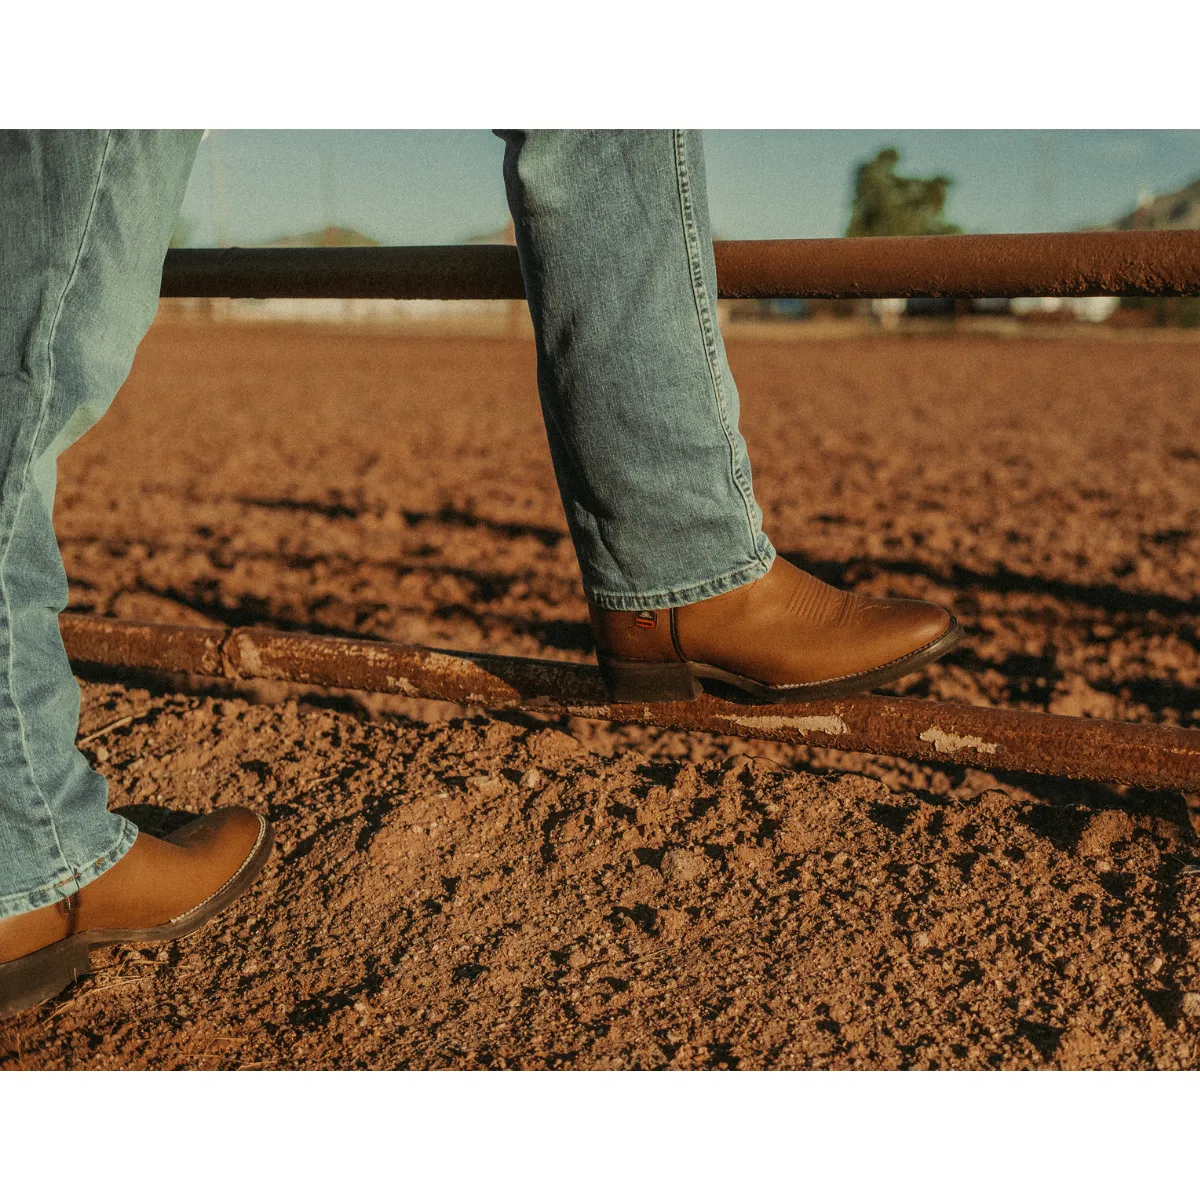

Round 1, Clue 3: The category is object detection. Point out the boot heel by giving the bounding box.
[598,657,702,702]
[0,934,92,1018]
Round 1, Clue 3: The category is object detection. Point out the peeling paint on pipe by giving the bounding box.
[159,232,1200,302]
[61,615,1200,792]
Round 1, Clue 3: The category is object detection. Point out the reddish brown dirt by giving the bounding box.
[5,321,1200,1070]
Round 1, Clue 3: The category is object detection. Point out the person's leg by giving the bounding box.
[0,131,203,917]
[500,129,961,701]
[500,129,774,611]
[0,131,274,1017]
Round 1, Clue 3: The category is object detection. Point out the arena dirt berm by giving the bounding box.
[4,319,1200,1069]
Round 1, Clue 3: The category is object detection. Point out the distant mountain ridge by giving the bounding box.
[261,225,381,248]
[258,223,515,248]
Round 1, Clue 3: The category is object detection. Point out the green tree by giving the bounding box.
[846,148,961,237]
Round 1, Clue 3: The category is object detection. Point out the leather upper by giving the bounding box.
[591,557,953,686]
[0,807,266,965]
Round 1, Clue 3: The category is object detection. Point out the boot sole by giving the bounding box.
[599,619,965,704]
[0,815,274,1019]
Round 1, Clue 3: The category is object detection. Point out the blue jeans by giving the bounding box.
[0,129,773,918]
[500,130,774,609]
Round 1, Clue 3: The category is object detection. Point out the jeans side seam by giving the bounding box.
[0,131,115,891]
[671,130,767,569]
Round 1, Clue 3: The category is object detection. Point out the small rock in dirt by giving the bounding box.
[972,789,1012,816]
[525,729,583,761]
[1078,809,1135,858]
[469,774,504,799]
[1182,993,1200,1018]
[1147,956,1164,975]
[520,768,542,790]
[661,849,706,884]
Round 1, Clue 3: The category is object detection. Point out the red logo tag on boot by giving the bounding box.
[634,611,657,630]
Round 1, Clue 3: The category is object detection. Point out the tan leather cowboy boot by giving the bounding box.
[590,556,961,702]
[0,807,272,1017]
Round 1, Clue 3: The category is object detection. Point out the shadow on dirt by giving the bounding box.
[778,549,1199,620]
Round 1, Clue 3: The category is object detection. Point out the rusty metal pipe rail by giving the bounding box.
[161,231,1200,301]
[61,615,1200,792]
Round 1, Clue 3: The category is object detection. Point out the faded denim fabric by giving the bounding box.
[0,131,201,917]
[0,128,771,916]
[499,129,775,610]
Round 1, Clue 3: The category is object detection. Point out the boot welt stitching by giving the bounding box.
[167,815,268,926]
[691,621,962,691]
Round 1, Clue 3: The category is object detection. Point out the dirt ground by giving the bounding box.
[5,320,1200,1070]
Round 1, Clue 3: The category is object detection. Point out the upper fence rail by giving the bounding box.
[161,231,1200,302]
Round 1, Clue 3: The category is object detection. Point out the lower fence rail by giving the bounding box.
[61,615,1200,793]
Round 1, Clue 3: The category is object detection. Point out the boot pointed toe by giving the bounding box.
[858,596,954,663]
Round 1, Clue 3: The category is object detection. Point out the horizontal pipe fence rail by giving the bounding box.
[74,230,1197,787]
[161,231,1200,301]
[60,616,1200,792]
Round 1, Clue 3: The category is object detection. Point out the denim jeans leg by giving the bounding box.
[499,129,775,611]
[0,130,200,918]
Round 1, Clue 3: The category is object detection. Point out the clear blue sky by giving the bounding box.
[178,130,1200,247]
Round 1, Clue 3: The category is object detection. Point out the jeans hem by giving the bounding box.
[586,541,775,611]
[0,814,138,919]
